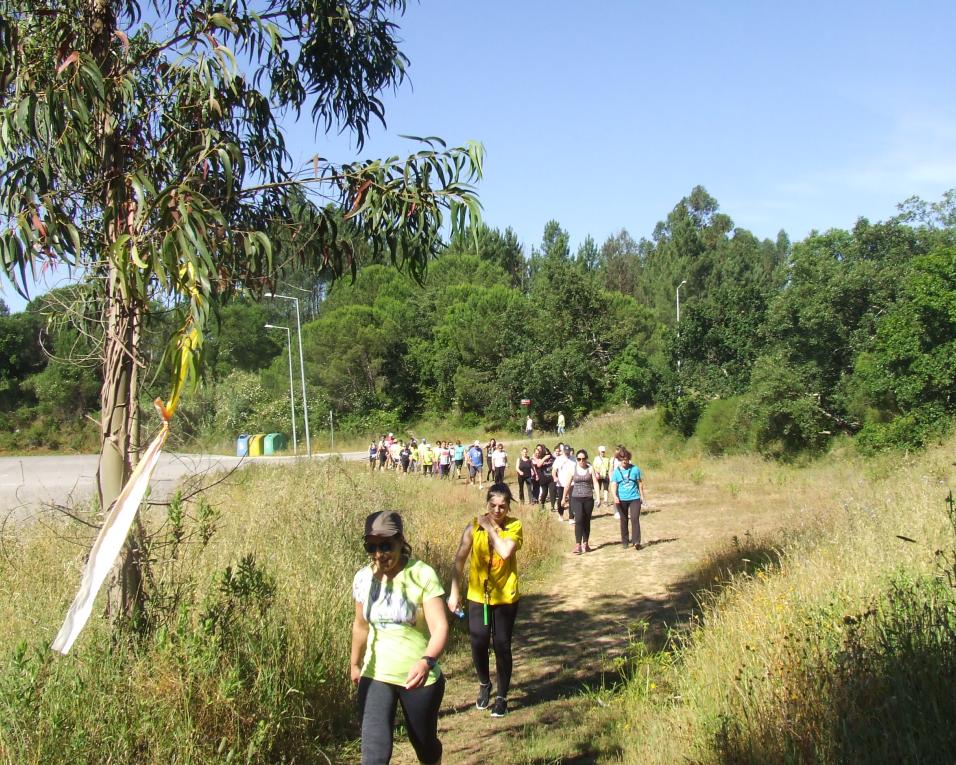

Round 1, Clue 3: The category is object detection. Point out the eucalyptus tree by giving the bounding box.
[0,0,482,619]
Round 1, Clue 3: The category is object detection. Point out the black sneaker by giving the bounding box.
[476,683,492,710]
[490,696,508,717]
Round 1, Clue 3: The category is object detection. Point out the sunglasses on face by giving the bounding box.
[364,540,396,554]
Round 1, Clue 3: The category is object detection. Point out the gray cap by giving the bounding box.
[364,510,403,539]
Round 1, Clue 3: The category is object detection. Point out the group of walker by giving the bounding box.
[350,442,646,764]
[367,434,512,486]
[351,484,522,765]
[516,443,646,554]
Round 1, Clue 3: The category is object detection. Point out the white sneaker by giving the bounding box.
[569,518,575,525]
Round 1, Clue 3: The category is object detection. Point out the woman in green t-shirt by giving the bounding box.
[351,511,448,764]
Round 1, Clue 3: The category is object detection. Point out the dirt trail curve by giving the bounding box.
[387,474,788,765]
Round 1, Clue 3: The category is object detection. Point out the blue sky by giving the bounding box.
[4,0,954,310]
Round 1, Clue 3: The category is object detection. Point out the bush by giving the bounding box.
[659,389,706,437]
[743,353,830,460]
[855,403,952,454]
[694,397,752,456]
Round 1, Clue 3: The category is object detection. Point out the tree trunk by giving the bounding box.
[87,0,146,629]
[98,284,145,627]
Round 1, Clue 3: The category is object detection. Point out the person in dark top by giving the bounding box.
[531,445,555,511]
[515,447,533,504]
[485,438,497,482]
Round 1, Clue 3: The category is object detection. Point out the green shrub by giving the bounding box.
[743,353,830,460]
[694,397,752,456]
[659,389,706,437]
[856,404,952,454]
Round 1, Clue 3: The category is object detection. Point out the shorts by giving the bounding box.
[468,464,481,478]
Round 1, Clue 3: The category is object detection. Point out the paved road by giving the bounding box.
[0,451,364,523]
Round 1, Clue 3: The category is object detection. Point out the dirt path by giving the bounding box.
[388,473,789,764]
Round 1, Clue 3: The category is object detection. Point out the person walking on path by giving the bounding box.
[562,450,601,554]
[515,447,533,504]
[447,484,523,719]
[610,445,624,519]
[524,415,533,439]
[592,446,611,507]
[552,445,573,521]
[466,440,484,489]
[556,412,566,435]
[453,440,465,479]
[350,511,448,765]
[484,438,497,483]
[438,441,451,479]
[532,445,555,510]
[421,443,434,477]
[610,448,646,550]
[491,442,508,484]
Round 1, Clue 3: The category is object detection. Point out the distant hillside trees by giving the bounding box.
[2,188,954,459]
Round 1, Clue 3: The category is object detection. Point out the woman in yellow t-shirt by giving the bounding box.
[447,483,523,719]
[350,511,448,764]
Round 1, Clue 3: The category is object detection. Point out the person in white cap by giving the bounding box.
[592,446,611,507]
[466,440,484,489]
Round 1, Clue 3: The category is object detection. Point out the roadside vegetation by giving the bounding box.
[3,410,956,763]
[612,431,956,764]
[0,459,561,764]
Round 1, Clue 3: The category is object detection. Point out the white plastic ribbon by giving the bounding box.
[51,420,170,654]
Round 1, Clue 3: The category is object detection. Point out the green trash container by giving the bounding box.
[264,433,287,455]
[249,433,265,457]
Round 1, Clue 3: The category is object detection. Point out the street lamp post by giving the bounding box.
[264,324,297,455]
[265,293,312,457]
[676,279,687,374]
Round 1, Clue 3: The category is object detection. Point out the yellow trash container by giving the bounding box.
[249,433,266,456]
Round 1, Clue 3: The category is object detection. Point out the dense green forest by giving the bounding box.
[2,186,954,458]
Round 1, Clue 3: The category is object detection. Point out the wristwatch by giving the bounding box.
[421,655,437,670]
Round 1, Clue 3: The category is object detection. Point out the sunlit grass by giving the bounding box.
[0,457,561,764]
[612,433,956,764]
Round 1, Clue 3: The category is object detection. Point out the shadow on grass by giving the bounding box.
[679,533,783,596]
[438,531,788,763]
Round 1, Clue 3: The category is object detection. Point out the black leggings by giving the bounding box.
[357,674,445,765]
[468,599,519,699]
[517,475,532,502]
[537,479,553,508]
[570,497,594,543]
[619,498,642,546]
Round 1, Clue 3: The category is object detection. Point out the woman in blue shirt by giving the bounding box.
[610,448,645,550]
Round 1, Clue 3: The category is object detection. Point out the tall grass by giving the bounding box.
[614,434,956,764]
[0,459,560,764]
